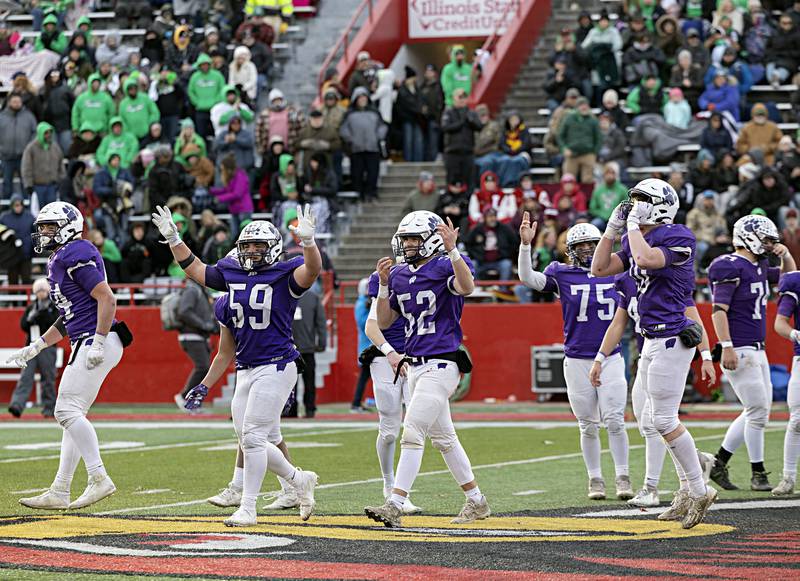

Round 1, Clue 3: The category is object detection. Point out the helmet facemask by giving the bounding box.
[33,220,68,254]
[237,240,279,270]
[395,234,426,265]
[568,240,597,269]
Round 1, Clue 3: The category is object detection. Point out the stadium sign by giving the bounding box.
[408,0,520,39]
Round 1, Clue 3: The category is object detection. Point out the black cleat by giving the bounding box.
[751,470,772,491]
[710,459,738,490]
[8,405,21,418]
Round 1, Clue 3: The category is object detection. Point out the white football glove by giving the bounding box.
[604,203,630,238]
[627,200,653,228]
[86,334,106,370]
[5,338,46,369]
[289,204,316,247]
[791,329,800,344]
[150,205,181,246]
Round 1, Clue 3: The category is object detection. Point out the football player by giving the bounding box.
[364,211,489,527]
[151,206,319,527]
[9,202,128,510]
[363,242,422,514]
[773,270,800,495]
[590,272,716,508]
[518,216,632,501]
[708,215,795,491]
[592,178,716,529]
[182,296,300,513]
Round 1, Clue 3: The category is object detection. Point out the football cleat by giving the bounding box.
[263,488,299,510]
[207,483,242,507]
[698,451,715,484]
[681,487,718,529]
[627,486,660,507]
[751,470,772,491]
[402,497,423,515]
[710,459,738,490]
[771,476,796,496]
[294,469,318,521]
[19,488,69,510]
[224,506,257,527]
[658,490,690,521]
[365,500,403,528]
[69,474,116,509]
[588,477,606,500]
[451,497,491,524]
[615,475,634,500]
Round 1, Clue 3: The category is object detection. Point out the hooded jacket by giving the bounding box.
[468,171,517,224]
[75,16,94,45]
[300,152,337,199]
[96,32,130,68]
[181,144,215,187]
[339,88,387,154]
[188,53,226,112]
[119,78,160,139]
[441,45,472,106]
[371,69,395,124]
[96,117,139,168]
[92,162,135,203]
[736,106,783,166]
[698,80,740,121]
[557,110,601,156]
[228,46,258,101]
[0,195,34,258]
[41,70,75,133]
[0,104,37,159]
[699,112,733,156]
[626,77,667,115]
[71,73,115,133]
[210,85,255,136]
[21,122,65,187]
[152,70,186,118]
[165,25,201,74]
[214,123,255,170]
[35,14,67,54]
[211,168,253,214]
[730,169,791,226]
[442,103,483,155]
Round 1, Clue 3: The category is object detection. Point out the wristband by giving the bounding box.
[626,221,640,232]
[32,337,47,354]
[602,226,618,241]
[791,330,800,343]
[178,253,196,269]
[448,248,462,263]
[299,238,317,248]
[379,342,395,356]
[700,350,712,361]
[593,352,607,364]
[377,284,389,299]
[519,243,531,251]
[720,341,733,349]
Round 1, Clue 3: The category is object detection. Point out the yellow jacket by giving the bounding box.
[245,0,293,17]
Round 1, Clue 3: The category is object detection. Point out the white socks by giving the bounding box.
[53,430,81,492]
[376,434,396,490]
[465,486,483,503]
[783,409,800,480]
[580,432,602,479]
[441,442,475,486]
[665,444,689,491]
[722,411,766,462]
[65,416,106,478]
[232,466,244,491]
[668,431,706,497]
[392,447,424,500]
[644,434,667,489]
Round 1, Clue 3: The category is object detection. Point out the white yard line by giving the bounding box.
[579,498,800,518]
[513,490,546,496]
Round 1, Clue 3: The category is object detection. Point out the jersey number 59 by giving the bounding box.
[229,283,273,330]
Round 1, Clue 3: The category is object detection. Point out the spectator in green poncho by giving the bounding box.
[35,14,68,54]
[72,73,115,134]
[96,117,139,168]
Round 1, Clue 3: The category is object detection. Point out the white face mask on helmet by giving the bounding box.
[393,210,444,265]
[566,223,602,268]
[732,215,779,256]
[236,220,283,270]
[33,201,84,254]
[626,178,680,225]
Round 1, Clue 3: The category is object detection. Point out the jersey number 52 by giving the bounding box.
[397,290,436,336]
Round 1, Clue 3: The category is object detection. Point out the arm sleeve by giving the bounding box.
[367,298,379,322]
[768,266,781,285]
[70,262,105,294]
[708,259,739,306]
[204,265,227,292]
[518,245,548,291]
[711,282,737,306]
[615,249,630,270]
[778,294,798,318]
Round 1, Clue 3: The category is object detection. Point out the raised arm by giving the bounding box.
[437,217,474,295]
[375,257,399,329]
[517,212,547,290]
[625,202,667,270]
[290,204,322,289]
[591,203,628,277]
[151,205,209,285]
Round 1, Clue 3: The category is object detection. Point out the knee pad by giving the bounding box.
[431,432,458,453]
[378,416,401,442]
[378,432,396,446]
[267,427,282,446]
[241,429,268,454]
[789,409,800,435]
[652,413,680,436]
[745,405,769,430]
[578,419,599,439]
[400,422,425,450]
[605,417,625,436]
[54,404,81,429]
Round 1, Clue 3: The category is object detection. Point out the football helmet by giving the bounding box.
[626,178,680,225]
[391,235,405,264]
[236,220,282,270]
[393,211,444,265]
[33,202,84,254]
[566,223,602,268]
[732,214,779,256]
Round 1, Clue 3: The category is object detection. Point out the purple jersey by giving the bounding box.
[778,271,800,356]
[708,254,779,347]
[543,262,620,359]
[47,239,107,339]
[615,272,641,336]
[616,224,695,338]
[388,254,475,357]
[207,253,306,368]
[368,271,405,353]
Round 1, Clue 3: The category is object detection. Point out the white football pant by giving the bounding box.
[53,333,124,490]
[631,371,667,489]
[782,357,800,479]
[371,357,410,489]
[564,354,629,479]
[394,361,475,493]
[720,347,772,463]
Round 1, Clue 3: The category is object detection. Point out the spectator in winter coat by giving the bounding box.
[188,53,226,139]
[401,170,439,215]
[0,194,34,283]
[370,68,395,125]
[228,45,258,103]
[553,27,592,102]
[552,173,588,213]
[5,73,42,123]
[118,78,161,141]
[270,154,304,229]
[141,28,165,66]
[468,171,517,225]
[35,14,67,54]
[211,154,253,236]
[174,279,217,406]
[705,47,753,97]
[420,64,444,161]
[663,87,692,129]
[88,228,122,283]
[202,224,233,265]
[686,190,730,270]
[347,51,373,95]
[441,45,473,106]
[151,69,186,142]
[442,90,482,191]
[255,88,302,155]
[165,24,201,79]
[396,66,426,162]
[597,111,627,171]
[66,123,101,161]
[121,222,154,283]
[144,145,193,211]
[294,109,340,175]
[736,102,783,166]
[97,117,139,169]
[700,112,734,157]
[339,87,387,202]
[622,32,666,86]
[92,153,135,243]
[214,116,255,172]
[21,122,65,209]
[669,49,704,109]
[181,144,215,189]
[40,69,74,155]
[782,208,800,266]
[688,149,717,193]
[96,31,130,68]
[298,152,335,234]
[766,14,800,87]
[589,162,627,228]
[0,95,37,200]
[655,14,684,59]
[777,136,800,193]
[627,74,667,115]
[210,85,255,137]
[71,73,115,134]
[175,118,208,160]
[580,10,623,98]
[557,98,601,183]
[140,122,172,152]
[698,70,740,121]
[289,290,327,418]
[600,89,629,131]
[544,56,581,111]
[466,207,518,281]
[241,32,272,97]
[728,168,791,227]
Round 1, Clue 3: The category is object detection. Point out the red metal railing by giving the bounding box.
[316,0,375,90]
[470,0,522,85]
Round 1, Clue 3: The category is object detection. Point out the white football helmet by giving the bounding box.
[566,223,602,268]
[732,214,779,256]
[33,202,84,253]
[390,235,405,264]
[627,178,680,225]
[236,220,283,270]
[393,211,444,264]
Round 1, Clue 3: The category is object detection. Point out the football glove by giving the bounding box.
[151,205,181,246]
[791,330,800,344]
[86,334,106,370]
[627,200,653,227]
[5,338,46,369]
[184,383,209,410]
[288,204,316,247]
[605,202,631,237]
